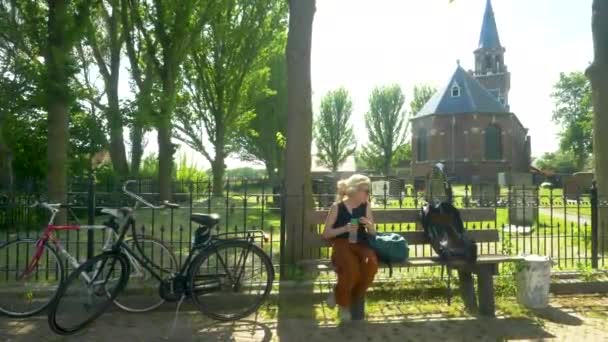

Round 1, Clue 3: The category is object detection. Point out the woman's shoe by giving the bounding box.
[338,306,351,322]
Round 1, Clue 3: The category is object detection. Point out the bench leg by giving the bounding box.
[350,296,365,321]
[458,270,478,313]
[477,265,496,317]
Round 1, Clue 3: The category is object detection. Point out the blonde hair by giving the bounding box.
[336,174,371,201]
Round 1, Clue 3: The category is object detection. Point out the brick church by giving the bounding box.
[411,0,531,183]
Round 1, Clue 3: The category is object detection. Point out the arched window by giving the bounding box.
[485,55,493,71]
[416,128,428,162]
[451,83,461,97]
[485,125,502,160]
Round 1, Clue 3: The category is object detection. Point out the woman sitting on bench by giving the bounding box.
[322,174,377,321]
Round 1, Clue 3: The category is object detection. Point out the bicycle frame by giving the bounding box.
[127,228,264,294]
[19,203,127,282]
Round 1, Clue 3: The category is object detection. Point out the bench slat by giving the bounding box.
[308,208,495,225]
[305,229,500,248]
[298,254,523,271]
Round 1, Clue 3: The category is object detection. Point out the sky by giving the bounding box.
[137,0,594,170]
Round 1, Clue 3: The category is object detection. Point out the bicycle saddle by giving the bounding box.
[190,213,220,227]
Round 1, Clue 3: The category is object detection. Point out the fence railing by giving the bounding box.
[1,177,607,281]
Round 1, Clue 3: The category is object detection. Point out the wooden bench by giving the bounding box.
[299,208,523,318]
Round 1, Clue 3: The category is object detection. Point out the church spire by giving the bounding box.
[478,0,501,50]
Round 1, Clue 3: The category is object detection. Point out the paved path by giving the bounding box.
[1,295,607,341]
[539,208,591,224]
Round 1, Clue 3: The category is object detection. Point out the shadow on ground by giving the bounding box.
[0,313,553,342]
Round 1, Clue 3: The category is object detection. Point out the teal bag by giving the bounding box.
[369,233,409,277]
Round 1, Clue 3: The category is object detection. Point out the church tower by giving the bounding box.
[473,0,511,110]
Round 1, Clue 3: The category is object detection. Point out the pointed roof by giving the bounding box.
[415,65,508,117]
[478,0,502,50]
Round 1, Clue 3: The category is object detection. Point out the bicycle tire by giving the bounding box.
[189,240,274,321]
[0,238,64,317]
[113,235,178,313]
[47,252,129,335]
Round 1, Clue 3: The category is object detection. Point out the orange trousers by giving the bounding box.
[331,238,378,307]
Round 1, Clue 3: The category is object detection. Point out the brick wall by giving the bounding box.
[411,113,530,182]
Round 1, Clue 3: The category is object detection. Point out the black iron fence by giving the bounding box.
[1,177,608,281]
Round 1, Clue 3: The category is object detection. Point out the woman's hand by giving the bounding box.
[359,217,373,229]
[344,223,358,234]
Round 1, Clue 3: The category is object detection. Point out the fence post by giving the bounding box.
[591,180,599,269]
[87,174,95,261]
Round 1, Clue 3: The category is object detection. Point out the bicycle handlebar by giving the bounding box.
[122,180,180,210]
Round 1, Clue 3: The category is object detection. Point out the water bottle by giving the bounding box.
[349,218,358,244]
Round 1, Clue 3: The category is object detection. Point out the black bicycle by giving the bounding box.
[47,180,275,335]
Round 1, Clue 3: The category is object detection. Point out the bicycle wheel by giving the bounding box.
[189,240,274,321]
[48,252,129,335]
[113,235,178,312]
[0,239,63,317]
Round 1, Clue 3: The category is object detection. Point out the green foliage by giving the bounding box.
[235,42,288,182]
[225,167,267,179]
[357,143,412,173]
[174,0,287,194]
[576,262,599,282]
[314,87,357,172]
[410,84,437,116]
[551,71,593,170]
[361,84,409,175]
[139,154,159,179]
[174,154,208,181]
[534,150,580,174]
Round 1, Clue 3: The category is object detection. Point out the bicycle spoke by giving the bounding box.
[190,241,273,321]
[0,239,63,317]
[48,253,129,335]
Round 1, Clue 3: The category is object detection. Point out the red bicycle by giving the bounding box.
[0,202,177,317]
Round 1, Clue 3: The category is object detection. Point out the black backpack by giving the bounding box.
[420,163,478,304]
[420,201,477,264]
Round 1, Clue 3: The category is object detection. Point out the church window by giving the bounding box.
[485,124,502,160]
[417,128,428,162]
[451,83,461,97]
[485,55,492,71]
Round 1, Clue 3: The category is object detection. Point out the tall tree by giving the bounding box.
[45,0,90,205]
[284,0,315,264]
[410,84,436,116]
[362,84,408,176]
[534,150,579,175]
[314,87,356,172]
[235,49,288,189]
[127,0,212,200]
[81,0,129,177]
[174,0,286,196]
[120,0,154,176]
[586,0,608,247]
[551,71,593,171]
[0,14,46,186]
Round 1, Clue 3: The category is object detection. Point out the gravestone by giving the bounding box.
[471,176,499,207]
[371,180,390,205]
[498,172,538,230]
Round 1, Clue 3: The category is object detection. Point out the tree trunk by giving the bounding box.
[157,73,177,201]
[211,157,225,196]
[157,115,173,201]
[587,0,608,249]
[0,128,13,191]
[107,81,129,178]
[46,0,70,214]
[211,124,226,196]
[266,163,282,208]
[130,122,144,177]
[283,0,316,266]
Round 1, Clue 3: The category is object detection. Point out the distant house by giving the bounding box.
[411,0,530,183]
